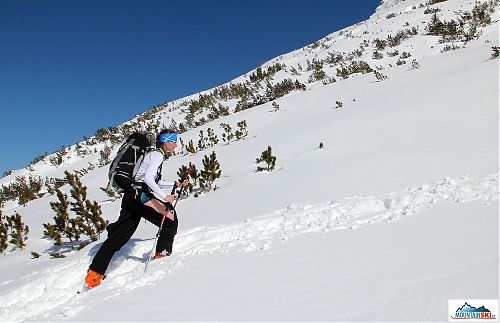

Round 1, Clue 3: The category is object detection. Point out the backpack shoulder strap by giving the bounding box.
[158,147,168,160]
[153,148,169,182]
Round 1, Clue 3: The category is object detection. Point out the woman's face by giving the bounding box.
[163,141,177,152]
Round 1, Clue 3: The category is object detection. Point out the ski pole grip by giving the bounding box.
[171,167,192,198]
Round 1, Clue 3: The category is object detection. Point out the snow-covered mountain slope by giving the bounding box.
[1,174,498,322]
[0,0,498,321]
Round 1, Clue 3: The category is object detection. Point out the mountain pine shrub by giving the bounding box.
[325,51,344,65]
[425,1,496,44]
[220,123,234,145]
[43,171,108,249]
[198,130,208,151]
[66,171,108,242]
[7,212,29,249]
[50,147,67,167]
[396,58,407,66]
[256,146,277,172]
[186,140,197,154]
[388,49,400,57]
[100,186,120,201]
[373,38,387,51]
[44,188,77,246]
[0,211,8,253]
[46,177,68,195]
[98,145,112,167]
[177,164,197,196]
[10,175,45,206]
[400,52,412,59]
[374,70,388,81]
[30,152,49,166]
[372,51,384,60]
[426,0,447,5]
[308,68,327,83]
[249,63,284,83]
[1,211,29,252]
[492,46,500,59]
[235,120,249,139]
[207,128,219,146]
[336,61,373,79]
[199,152,222,191]
[441,44,461,53]
[424,7,441,14]
[50,252,66,259]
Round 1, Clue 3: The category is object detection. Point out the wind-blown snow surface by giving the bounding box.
[0,0,498,321]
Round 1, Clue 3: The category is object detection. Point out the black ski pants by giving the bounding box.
[89,191,178,275]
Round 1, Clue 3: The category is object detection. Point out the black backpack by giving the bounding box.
[107,132,151,193]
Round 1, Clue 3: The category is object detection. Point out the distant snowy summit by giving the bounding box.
[372,0,418,18]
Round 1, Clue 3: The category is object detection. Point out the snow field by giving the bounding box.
[0,173,497,321]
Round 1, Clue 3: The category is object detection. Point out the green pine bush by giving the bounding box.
[256,146,277,172]
[200,152,222,191]
[43,171,108,250]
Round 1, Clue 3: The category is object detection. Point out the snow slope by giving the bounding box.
[1,174,498,321]
[0,0,498,321]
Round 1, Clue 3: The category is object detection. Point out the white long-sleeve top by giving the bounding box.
[134,150,175,200]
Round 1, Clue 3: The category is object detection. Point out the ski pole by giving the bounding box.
[144,167,192,272]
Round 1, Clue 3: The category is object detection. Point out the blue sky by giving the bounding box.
[0,0,379,175]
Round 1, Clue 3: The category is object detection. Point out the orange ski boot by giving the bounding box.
[154,250,171,259]
[85,269,106,288]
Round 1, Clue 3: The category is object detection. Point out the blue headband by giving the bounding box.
[159,133,177,143]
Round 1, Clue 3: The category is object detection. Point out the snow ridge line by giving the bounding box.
[0,174,498,322]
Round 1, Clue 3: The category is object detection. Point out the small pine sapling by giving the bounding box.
[491,46,499,59]
[207,128,219,146]
[77,200,107,242]
[220,123,234,145]
[66,171,108,242]
[50,252,66,259]
[177,164,196,195]
[178,137,186,155]
[199,152,222,191]
[0,212,8,253]
[188,162,199,188]
[16,175,44,206]
[31,251,41,259]
[50,146,67,167]
[98,145,112,167]
[374,70,388,81]
[235,120,249,140]
[197,130,208,150]
[7,212,29,249]
[186,140,197,154]
[372,51,384,59]
[44,189,77,246]
[256,146,277,172]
